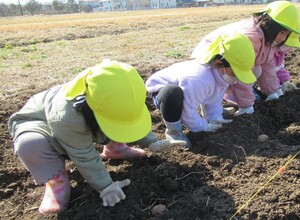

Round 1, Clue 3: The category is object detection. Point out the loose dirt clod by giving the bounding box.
[257,134,269,142]
[151,204,167,215]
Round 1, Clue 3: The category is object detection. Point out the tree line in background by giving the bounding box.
[0,0,96,16]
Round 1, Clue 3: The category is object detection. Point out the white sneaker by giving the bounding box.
[234,106,254,117]
[266,92,279,101]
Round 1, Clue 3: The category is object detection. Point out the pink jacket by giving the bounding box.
[192,18,278,108]
[274,46,291,86]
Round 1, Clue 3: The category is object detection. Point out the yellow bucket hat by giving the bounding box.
[63,60,151,143]
[253,1,300,34]
[197,33,256,84]
[285,31,300,48]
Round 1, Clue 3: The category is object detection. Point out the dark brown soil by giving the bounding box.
[1,49,300,220]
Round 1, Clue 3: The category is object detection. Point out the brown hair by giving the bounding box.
[209,54,231,68]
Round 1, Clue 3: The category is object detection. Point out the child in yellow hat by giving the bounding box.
[146,33,256,147]
[192,1,300,116]
[254,30,300,101]
[8,60,175,215]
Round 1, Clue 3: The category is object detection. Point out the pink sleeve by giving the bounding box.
[257,59,280,95]
[274,49,290,84]
[276,68,290,84]
[274,49,286,66]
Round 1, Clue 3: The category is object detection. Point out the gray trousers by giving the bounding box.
[14,132,65,185]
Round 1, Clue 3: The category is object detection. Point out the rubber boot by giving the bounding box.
[39,170,71,215]
[101,141,146,159]
[164,120,192,148]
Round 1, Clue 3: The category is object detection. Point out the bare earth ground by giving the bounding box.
[1,8,300,220]
[0,48,299,220]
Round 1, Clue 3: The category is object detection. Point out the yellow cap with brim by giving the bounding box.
[63,60,151,143]
[253,1,300,34]
[285,31,300,48]
[197,33,256,84]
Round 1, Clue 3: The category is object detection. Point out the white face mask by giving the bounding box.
[221,68,237,84]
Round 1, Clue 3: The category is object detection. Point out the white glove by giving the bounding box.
[276,88,283,97]
[203,123,223,132]
[209,118,233,124]
[266,92,279,101]
[148,139,187,152]
[234,106,254,117]
[282,81,297,94]
[100,179,130,207]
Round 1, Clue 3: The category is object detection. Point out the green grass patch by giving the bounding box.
[22,63,34,68]
[31,54,47,60]
[164,50,184,59]
[178,26,191,31]
[21,45,38,53]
